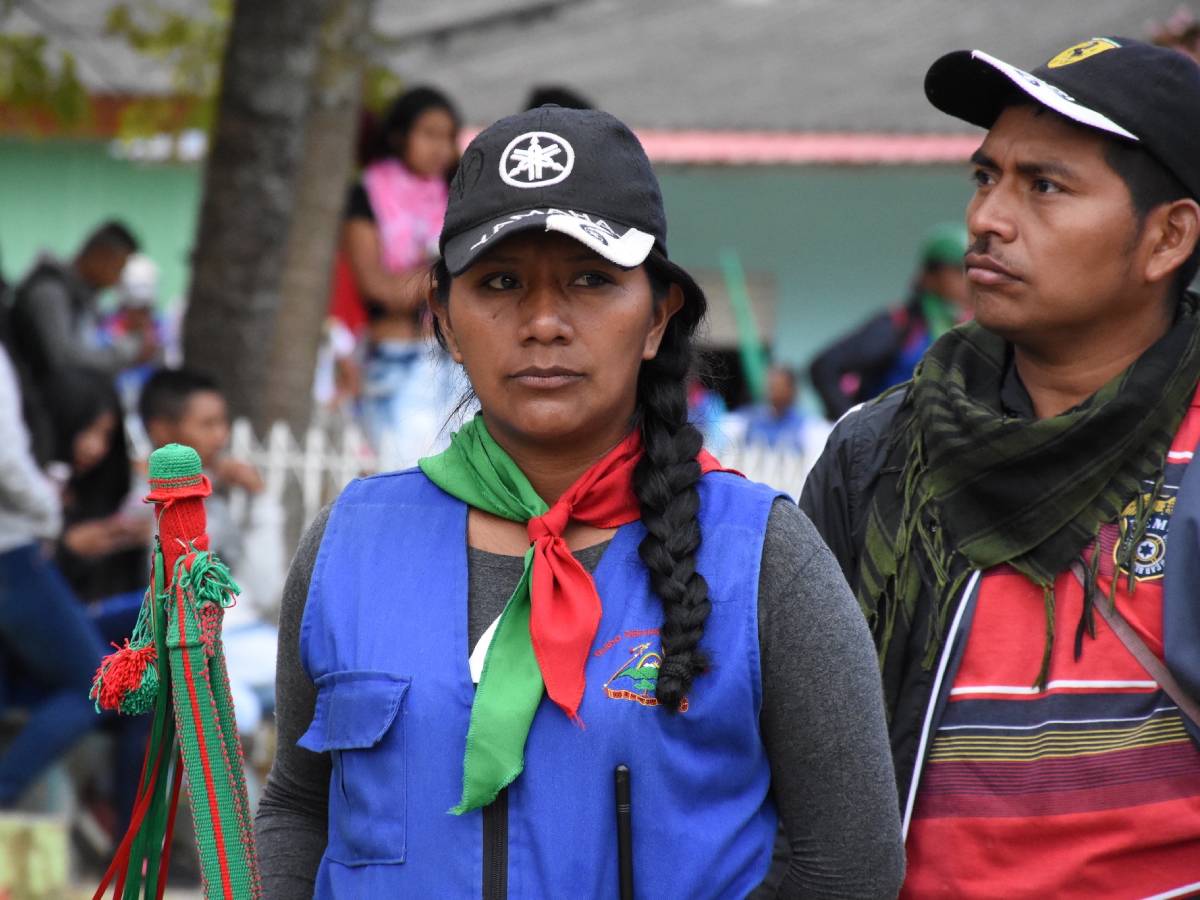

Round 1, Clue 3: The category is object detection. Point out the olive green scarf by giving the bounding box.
[859,294,1200,686]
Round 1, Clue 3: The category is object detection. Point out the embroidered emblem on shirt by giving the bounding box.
[499,131,575,189]
[600,636,689,712]
[1114,490,1175,581]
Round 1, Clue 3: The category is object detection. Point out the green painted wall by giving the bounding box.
[657,164,974,372]
[0,141,975,381]
[0,139,201,308]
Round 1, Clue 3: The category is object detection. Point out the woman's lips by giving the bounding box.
[511,367,584,389]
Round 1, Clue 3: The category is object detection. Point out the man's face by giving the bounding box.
[964,105,1149,347]
[151,390,229,468]
[767,368,795,414]
[83,248,132,291]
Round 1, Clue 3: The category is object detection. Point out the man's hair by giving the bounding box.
[525,85,593,111]
[138,367,221,426]
[82,220,140,257]
[1103,138,1200,292]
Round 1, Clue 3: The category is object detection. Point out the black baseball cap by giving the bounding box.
[925,37,1200,202]
[440,106,669,276]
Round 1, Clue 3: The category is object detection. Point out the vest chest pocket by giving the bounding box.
[298,670,411,866]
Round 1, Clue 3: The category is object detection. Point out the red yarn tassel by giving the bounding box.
[92,642,158,712]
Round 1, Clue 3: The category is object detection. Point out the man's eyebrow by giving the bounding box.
[969,148,1080,182]
[1014,159,1079,181]
[970,149,998,169]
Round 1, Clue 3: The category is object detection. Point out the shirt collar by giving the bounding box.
[999,346,1036,418]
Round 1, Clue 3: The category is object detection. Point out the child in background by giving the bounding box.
[137,368,277,740]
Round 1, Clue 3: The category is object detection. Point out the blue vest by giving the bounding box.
[299,469,780,898]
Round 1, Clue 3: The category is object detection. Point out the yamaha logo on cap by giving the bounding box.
[440,106,670,275]
[500,131,575,188]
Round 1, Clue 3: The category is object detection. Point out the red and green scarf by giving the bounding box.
[419,415,723,813]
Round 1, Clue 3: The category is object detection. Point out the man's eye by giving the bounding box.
[572,272,613,288]
[483,273,519,290]
[1032,179,1061,194]
[971,169,994,187]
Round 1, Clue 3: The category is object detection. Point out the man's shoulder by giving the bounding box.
[800,385,909,570]
[15,259,70,300]
[825,385,908,464]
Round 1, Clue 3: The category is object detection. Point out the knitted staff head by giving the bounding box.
[90,444,236,716]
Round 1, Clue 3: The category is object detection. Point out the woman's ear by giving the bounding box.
[430,282,464,364]
[642,283,685,360]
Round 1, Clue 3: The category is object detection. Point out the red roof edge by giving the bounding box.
[461,127,979,165]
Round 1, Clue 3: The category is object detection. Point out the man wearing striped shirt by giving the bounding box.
[802,37,1200,898]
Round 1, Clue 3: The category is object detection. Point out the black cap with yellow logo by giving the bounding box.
[925,37,1200,201]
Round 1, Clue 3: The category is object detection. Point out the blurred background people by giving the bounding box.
[743,365,818,451]
[809,222,969,420]
[339,86,462,465]
[103,253,175,412]
[138,368,262,571]
[45,367,150,605]
[0,344,106,810]
[8,221,158,386]
[1151,5,1200,61]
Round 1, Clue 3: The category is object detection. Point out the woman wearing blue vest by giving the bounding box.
[255,106,904,899]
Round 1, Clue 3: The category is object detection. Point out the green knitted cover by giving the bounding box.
[149,443,205,486]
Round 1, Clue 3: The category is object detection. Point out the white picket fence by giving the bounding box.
[225,416,818,538]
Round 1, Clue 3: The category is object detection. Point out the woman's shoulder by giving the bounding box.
[332,466,445,509]
[697,469,785,517]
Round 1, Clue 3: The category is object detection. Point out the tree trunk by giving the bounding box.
[182,0,332,425]
[260,0,374,434]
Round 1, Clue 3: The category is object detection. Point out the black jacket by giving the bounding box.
[799,388,940,812]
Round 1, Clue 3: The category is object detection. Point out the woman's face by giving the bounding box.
[433,232,682,456]
[400,107,458,179]
[73,409,117,475]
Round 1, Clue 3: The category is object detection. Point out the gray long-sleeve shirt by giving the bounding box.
[255,497,904,898]
[0,345,60,551]
[16,259,141,376]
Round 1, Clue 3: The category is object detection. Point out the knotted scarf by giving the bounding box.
[859,294,1200,689]
[420,415,724,812]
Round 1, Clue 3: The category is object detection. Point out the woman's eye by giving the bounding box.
[572,272,613,288]
[483,273,519,290]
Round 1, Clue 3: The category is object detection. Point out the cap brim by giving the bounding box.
[443,209,656,275]
[925,49,1137,140]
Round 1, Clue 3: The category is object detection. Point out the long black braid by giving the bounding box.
[633,256,711,712]
[431,253,713,713]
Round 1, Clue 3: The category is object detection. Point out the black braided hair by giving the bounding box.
[633,256,712,712]
[430,253,712,712]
